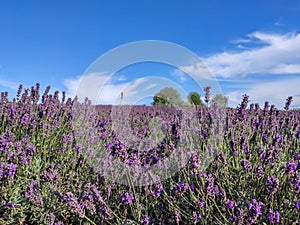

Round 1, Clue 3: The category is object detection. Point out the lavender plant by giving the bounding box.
[0,84,299,224]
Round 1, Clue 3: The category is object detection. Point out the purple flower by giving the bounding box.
[152,183,163,197]
[297,127,300,139]
[0,162,6,178]
[47,213,56,225]
[40,163,60,185]
[173,181,188,194]
[190,184,195,192]
[268,208,280,223]
[240,94,249,110]
[174,211,181,223]
[226,199,238,209]
[295,200,299,210]
[247,199,263,224]
[256,164,264,179]
[193,211,201,223]
[264,101,270,111]
[284,96,293,110]
[267,176,280,194]
[62,134,73,146]
[286,160,298,174]
[6,163,17,177]
[63,192,85,218]
[217,152,226,164]
[25,144,36,154]
[240,159,252,171]
[142,125,148,132]
[204,86,211,104]
[25,180,43,207]
[205,174,219,198]
[229,208,245,224]
[60,146,66,152]
[192,158,199,168]
[140,214,150,225]
[122,192,134,205]
[21,114,30,125]
[198,198,206,208]
[262,134,268,143]
[4,201,16,208]
[293,153,300,160]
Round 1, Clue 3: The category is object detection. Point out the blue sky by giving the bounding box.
[1,0,300,108]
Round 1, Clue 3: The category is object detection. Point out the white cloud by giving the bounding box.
[201,31,300,78]
[145,83,157,90]
[64,31,300,108]
[232,38,252,44]
[172,69,187,82]
[175,31,300,109]
[0,78,19,91]
[226,77,300,109]
[116,75,127,81]
[236,44,246,49]
[274,21,285,27]
[97,82,128,105]
[64,73,155,105]
[178,63,215,81]
[271,64,300,74]
[64,73,190,105]
[64,73,126,104]
[63,76,82,98]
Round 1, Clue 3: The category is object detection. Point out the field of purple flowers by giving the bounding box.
[0,84,299,225]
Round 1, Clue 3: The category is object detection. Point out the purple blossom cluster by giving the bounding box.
[268,208,280,223]
[0,85,300,224]
[267,175,280,194]
[173,181,188,195]
[240,159,252,171]
[204,173,219,199]
[63,192,85,218]
[226,199,238,210]
[151,182,163,197]
[24,180,44,207]
[247,199,263,224]
[0,162,17,179]
[121,192,134,205]
[140,214,150,224]
[40,163,60,185]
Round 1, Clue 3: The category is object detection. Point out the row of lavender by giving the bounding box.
[0,84,299,224]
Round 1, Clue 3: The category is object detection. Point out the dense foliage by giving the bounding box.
[211,94,228,108]
[152,87,184,106]
[0,84,299,224]
[187,92,204,106]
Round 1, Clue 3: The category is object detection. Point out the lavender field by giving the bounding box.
[0,84,300,225]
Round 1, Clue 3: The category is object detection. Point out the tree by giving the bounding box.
[152,87,184,106]
[187,92,204,106]
[211,94,228,108]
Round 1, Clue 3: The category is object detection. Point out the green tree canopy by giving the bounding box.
[211,94,229,108]
[152,87,184,106]
[187,92,204,106]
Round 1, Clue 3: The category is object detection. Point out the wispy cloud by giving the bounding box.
[63,73,152,105]
[0,78,19,91]
[146,83,157,90]
[202,31,300,78]
[172,31,300,109]
[274,18,285,27]
[226,77,300,109]
[64,73,189,105]
[64,73,125,104]
[171,69,187,82]
[65,31,300,109]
